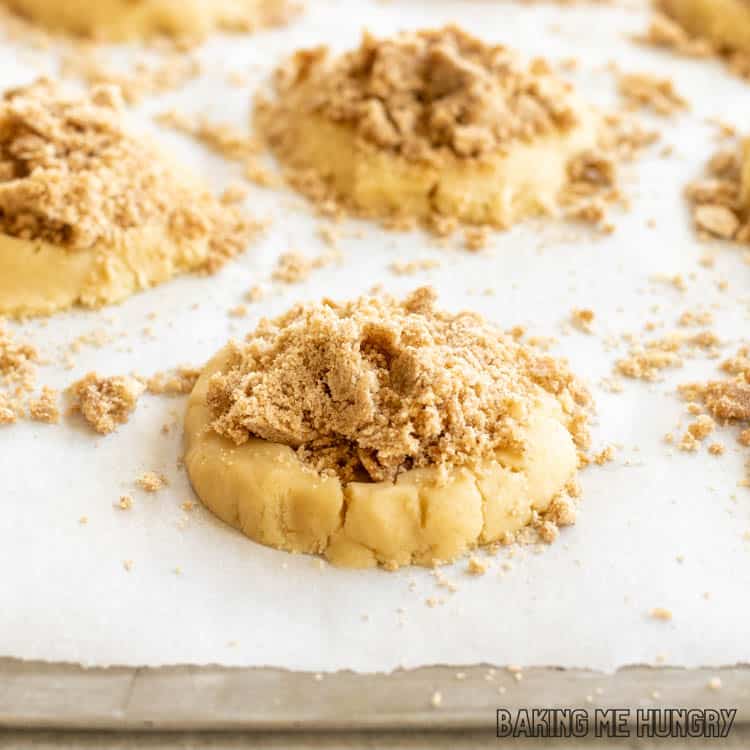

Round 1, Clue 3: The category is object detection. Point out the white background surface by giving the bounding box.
[1,0,749,673]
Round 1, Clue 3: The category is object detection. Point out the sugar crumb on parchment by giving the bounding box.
[467,557,489,576]
[117,495,134,511]
[0,321,38,393]
[245,284,267,303]
[145,367,201,396]
[615,329,721,382]
[271,249,340,284]
[28,386,60,424]
[679,351,750,482]
[69,373,144,435]
[570,308,595,334]
[135,471,168,493]
[389,258,441,276]
[649,607,673,622]
[617,72,688,117]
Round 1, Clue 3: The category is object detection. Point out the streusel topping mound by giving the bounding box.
[275,26,580,162]
[0,79,253,267]
[207,287,590,483]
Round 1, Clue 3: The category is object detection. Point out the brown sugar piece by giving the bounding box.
[69,373,144,435]
[145,367,201,396]
[206,286,591,483]
[271,249,339,284]
[679,347,750,474]
[28,386,60,424]
[685,138,750,243]
[135,471,168,493]
[615,337,684,381]
[618,72,688,117]
[0,320,38,392]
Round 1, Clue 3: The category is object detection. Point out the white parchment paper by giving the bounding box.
[1,0,749,673]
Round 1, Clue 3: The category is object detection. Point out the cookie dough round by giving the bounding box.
[257,26,600,230]
[0,81,255,318]
[2,0,296,41]
[184,288,591,569]
[659,0,750,54]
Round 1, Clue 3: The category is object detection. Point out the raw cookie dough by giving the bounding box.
[2,0,297,41]
[257,26,600,230]
[659,0,750,55]
[184,288,591,569]
[0,80,256,317]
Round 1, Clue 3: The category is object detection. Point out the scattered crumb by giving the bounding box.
[618,72,688,116]
[649,607,673,622]
[28,386,60,424]
[467,557,488,576]
[117,495,134,511]
[272,249,339,284]
[69,373,144,435]
[571,308,595,334]
[145,367,201,396]
[593,445,615,465]
[135,471,168,493]
[389,258,441,276]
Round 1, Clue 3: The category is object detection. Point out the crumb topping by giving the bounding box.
[69,372,144,435]
[268,26,580,163]
[206,287,590,483]
[0,80,255,268]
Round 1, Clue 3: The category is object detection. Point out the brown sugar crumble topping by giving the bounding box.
[206,287,591,484]
[0,80,257,270]
[69,372,144,435]
[265,26,580,164]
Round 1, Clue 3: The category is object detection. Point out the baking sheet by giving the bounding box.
[1,0,749,673]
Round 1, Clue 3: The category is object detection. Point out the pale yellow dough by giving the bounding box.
[3,0,292,40]
[0,224,213,318]
[660,0,750,54]
[267,101,599,229]
[184,348,579,569]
